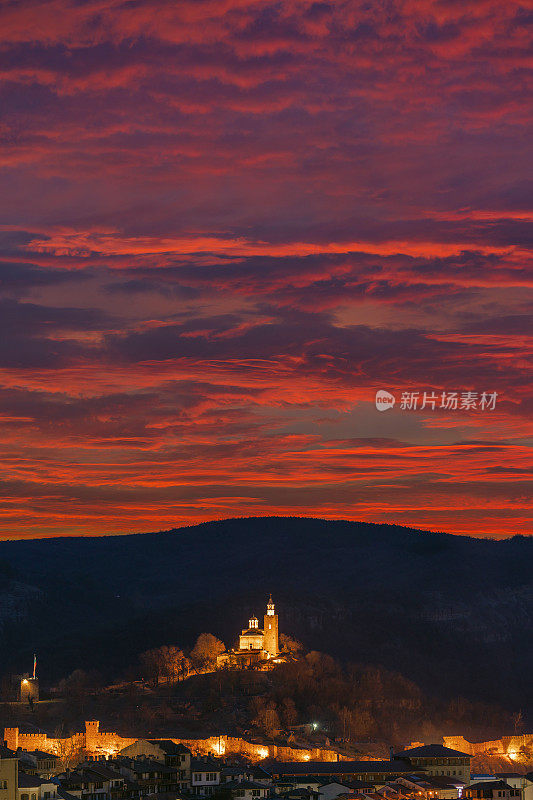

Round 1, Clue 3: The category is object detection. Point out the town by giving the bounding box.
[1,599,532,800]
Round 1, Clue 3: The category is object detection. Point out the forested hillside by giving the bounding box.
[0,517,531,718]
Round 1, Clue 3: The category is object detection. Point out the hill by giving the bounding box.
[0,517,531,716]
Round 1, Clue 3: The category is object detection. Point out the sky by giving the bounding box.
[0,0,531,539]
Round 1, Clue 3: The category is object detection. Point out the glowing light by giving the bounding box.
[212,739,226,755]
[22,679,29,685]
[257,748,269,760]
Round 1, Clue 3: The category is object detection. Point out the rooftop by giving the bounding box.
[147,739,191,755]
[394,745,470,759]
[191,757,223,771]
[468,781,513,791]
[26,750,59,761]
[267,761,417,777]
[496,774,527,780]
[57,789,81,800]
[223,780,270,790]
[18,772,44,788]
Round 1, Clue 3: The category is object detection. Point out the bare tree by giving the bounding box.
[254,704,281,738]
[140,645,190,684]
[279,633,304,657]
[281,697,298,727]
[54,726,85,770]
[190,633,225,673]
[513,710,524,734]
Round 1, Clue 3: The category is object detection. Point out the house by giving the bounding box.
[119,740,190,789]
[267,762,424,786]
[274,777,324,794]
[110,756,179,796]
[16,752,60,780]
[393,746,471,784]
[55,763,126,800]
[392,774,465,800]
[495,775,533,800]
[17,773,58,800]
[464,782,520,800]
[278,788,322,800]
[190,757,223,796]
[221,767,255,785]
[0,745,18,800]
[220,779,270,800]
[250,768,272,787]
[319,782,377,800]
[219,764,273,800]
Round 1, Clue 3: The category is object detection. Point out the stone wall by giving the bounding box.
[444,734,533,760]
[4,722,344,763]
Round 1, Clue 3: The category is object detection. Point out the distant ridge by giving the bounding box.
[1,514,470,543]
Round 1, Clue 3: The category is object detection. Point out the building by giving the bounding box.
[118,740,190,790]
[222,779,270,800]
[1,748,57,800]
[220,763,273,799]
[16,773,58,800]
[495,775,533,800]
[240,596,279,658]
[17,752,60,779]
[0,746,18,800]
[55,763,126,800]
[464,781,520,800]
[318,781,376,800]
[190,757,223,796]
[392,775,466,800]
[219,767,272,800]
[110,756,179,797]
[393,746,471,783]
[217,597,283,669]
[19,680,39,707]
[267,761,424,786]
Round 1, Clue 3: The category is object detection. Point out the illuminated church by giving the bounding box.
[217,595,283,668]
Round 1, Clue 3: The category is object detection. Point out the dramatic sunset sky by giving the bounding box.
[0,0,531,539]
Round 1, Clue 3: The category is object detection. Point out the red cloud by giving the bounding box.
[0,0,530,538]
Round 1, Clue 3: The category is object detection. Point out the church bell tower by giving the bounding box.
[263,594,279,658]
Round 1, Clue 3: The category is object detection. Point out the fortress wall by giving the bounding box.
[169,734,342,762]
[4,729,50,752]
[4,722,349,763]
[84,720,136,755]
[444,734,533,758]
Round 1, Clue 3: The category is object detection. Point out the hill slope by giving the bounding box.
[0,517,531,715]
